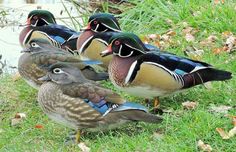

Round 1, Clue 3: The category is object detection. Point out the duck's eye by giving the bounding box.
[114,40,120,46]
[33,16,38,20]
[93,20,98,25]
[53,68,64,74]
[31,42,39,48]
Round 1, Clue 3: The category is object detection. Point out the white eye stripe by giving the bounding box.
[53,68,64,74]
[31,42,40,48]
[113,44,133,57]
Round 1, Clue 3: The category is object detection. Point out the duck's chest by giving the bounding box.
[109,56,137,87]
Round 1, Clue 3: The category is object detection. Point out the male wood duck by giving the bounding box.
[19,10,80,53]
[77,13,159,70]
[101,33,232,108]
[18,39,108,89]
[38,62,162,142]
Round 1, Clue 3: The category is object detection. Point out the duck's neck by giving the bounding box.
[109,55,140,87]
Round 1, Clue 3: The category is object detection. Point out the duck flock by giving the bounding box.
[18,10,232,143]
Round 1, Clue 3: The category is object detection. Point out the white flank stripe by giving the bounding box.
[79,35,94,54]
[23,29,33,45]
[125,60,137,84]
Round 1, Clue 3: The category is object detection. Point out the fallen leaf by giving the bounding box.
[11,118,22,126]
[166,30,176,36]
[212,47,224,54]
[213,0,225,5]
[222,31,233,38]
[184,46,204,60]
[197,140,213,152]
[216,128,230,139]
[185,33,195,42]
[216,116,236,139]
[35,124,44,129]
[224,35,236,53]
[11,112,26,126]
[78,142,90,152]
[182,27,194,34]
[15,113,26,119]
[200,35,217,46]
[182,101,198,110]
[209,105,232,114]
[203,82,213,89]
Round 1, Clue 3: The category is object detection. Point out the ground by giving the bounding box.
[0,0,236,151]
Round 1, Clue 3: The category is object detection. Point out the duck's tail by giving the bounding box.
[183,68,232,88]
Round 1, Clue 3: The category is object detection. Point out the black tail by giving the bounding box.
[183,68,232,88]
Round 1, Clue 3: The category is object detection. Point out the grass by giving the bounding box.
[1,0,236,151]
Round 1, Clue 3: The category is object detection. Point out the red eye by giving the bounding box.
[93,20,98,24]
[114,40,120,45]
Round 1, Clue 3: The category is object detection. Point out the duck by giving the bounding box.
[100,32,232,109]
[18,39,108,89]
[37,62,162,142]
[77,13,159,70]
[19,10,80,53]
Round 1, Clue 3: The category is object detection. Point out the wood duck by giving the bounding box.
[77,13,159,70]
[19,10,80,53]
[18,39,108,89]
[38,62,162,142]
[101,32,232,107]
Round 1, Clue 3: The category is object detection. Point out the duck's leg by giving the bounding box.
[152,97,163,114]
[153,97,160,109]
[76,130,81,143]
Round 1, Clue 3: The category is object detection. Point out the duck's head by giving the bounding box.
[101,32,147,58]
[84,13,121,33]
[27,10,56,26]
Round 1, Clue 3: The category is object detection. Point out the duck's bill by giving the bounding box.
[100,45,112,57]
[80,23,91,31]
[38,74,51,81]
[20,48,31,53]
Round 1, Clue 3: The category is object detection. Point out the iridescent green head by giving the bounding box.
[86,13,121,32]
[27,10,56,26]
[101,32,147,57]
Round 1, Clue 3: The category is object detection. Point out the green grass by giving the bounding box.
[1,0,236,151]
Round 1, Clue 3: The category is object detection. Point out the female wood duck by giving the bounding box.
[18,39,108,89]
[19,10,80,53]
[38,62,162,142]
[77,13,159,70]
[101,32,232,108]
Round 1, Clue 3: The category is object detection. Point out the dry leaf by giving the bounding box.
[213,0,225,5]
[212,47,224,54]
[182,27,194,34]
[35,124,44,129]
[166,30,176,36]
[224,35,236,52]
[209,105,232,114]
[182,101,198,110]
[197,140,213,152]
[216,116,236,139]
[11,112,26,126]
[78,142,90,152]
[200,35,217,46]
[185,33,195,42]
[184,46,204,60]
[216,128,230,139]
[222,31,233,38]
